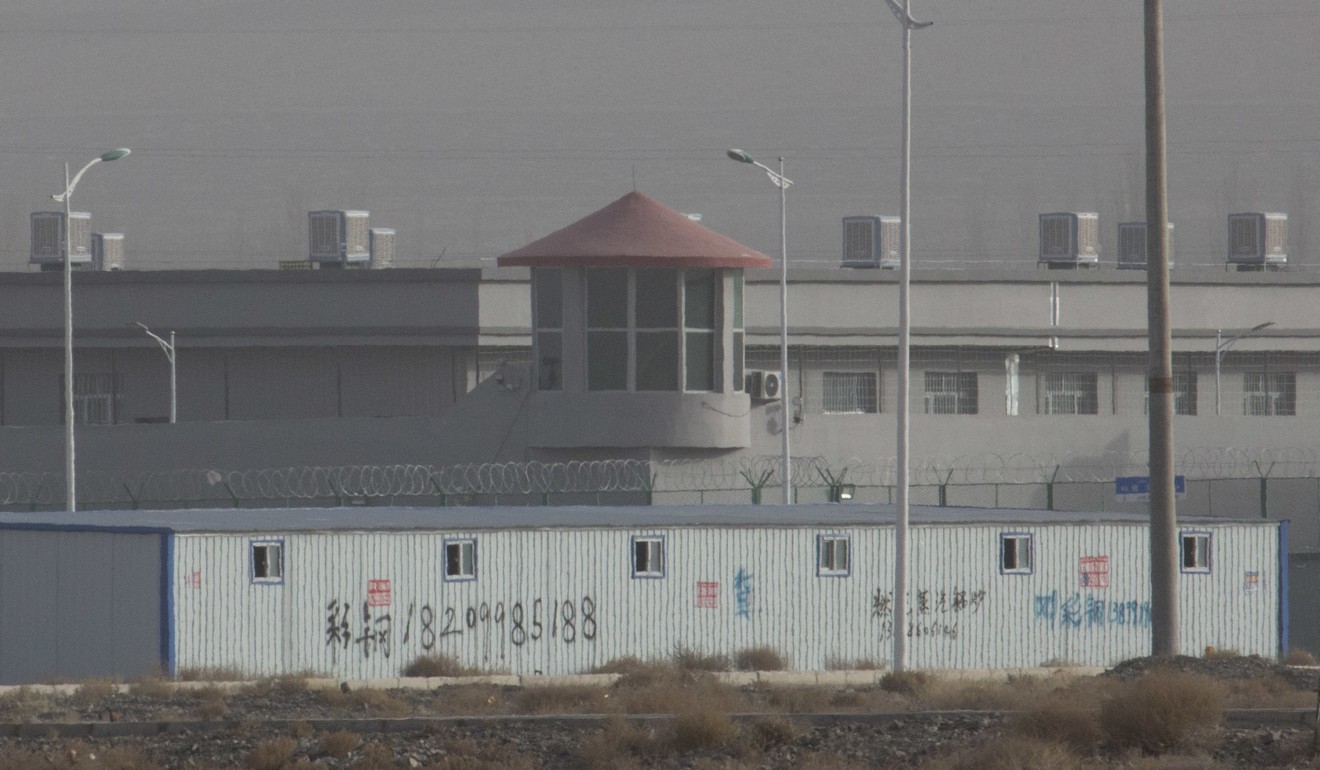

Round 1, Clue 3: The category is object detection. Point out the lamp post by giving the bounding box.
[727,148,793,505]
[136,323,177,424]
[52,147,131,512]
[1215,321,1275,416]
[883,0,931,673]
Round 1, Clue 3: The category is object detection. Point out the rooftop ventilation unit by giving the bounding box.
[92,233,125,271]
[369,228,395,269]
[842,216,900,269]
[308,210,370,266]
[1116,222,1173,270]
[30,211,92,268]
[1039,212,1099,268]
[1227,212,1287,270]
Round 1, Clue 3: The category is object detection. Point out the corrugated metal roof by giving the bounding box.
[0,504,1251,534]
[496,191,773,269]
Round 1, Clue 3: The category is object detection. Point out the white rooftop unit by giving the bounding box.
[30,211,92,266]
[1116,221,1173,270]
[1228,212,1287,269]
[841,215,900,269]
[308,210,370,265]
[1038,212,1099,268]
[92,233,125,271]
[369,228,395,269]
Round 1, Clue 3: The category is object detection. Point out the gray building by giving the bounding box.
[0,505,1285,684]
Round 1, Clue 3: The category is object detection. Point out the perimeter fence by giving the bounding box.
[3,448,1319,533]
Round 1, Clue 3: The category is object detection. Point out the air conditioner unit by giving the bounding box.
[308,210,370,264]
[1038,212,1099,268]
[842,216,900,269]
[30,211,92,266]
[369,228,395,269]
[92,233,125,271]
[1116,222,1173,270]
[1227,212,1287,269]
[746,369,783,401]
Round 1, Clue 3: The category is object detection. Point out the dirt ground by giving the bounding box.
[0,656,1317,769]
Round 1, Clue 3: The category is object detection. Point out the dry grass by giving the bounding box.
[743,715,801,749]
[673,645,732,673]
[72,678,118,704]
[244,737,298,770]
[919,735,1086,770]
[735,645,787,671]
[129,676,175,699]
[1201,646,1241,660]
[177,666,248,682]
[421,684,503,716]
[402,653,481,678]
[1099,670,1225,753]
[196,694,230,720]
[317,729,363,758]
[319,686,412,717]
[880,669,933,697]
[1221,673,1313,708]
[590,655,653,675]
[824,656,883,670]
[577,715,653,770]
[611,666,742,716]
[665,705,738,753]
[1012,690,1104,754]
[1283,647,1317,666]
[1116,756,1233,769]
[513,684,610,714]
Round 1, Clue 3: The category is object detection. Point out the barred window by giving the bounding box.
[924,371,978,415]
[823,371,878,414]
[1243,372,1295,416]
[1042,372,1098,415]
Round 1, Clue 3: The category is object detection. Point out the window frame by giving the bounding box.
[999,532,1034,575]
[816,534,852,577]
[1243,371,1296,416]
[1144,370,1198,416]
[1180,531,1212,574]
[923,371,979,415]
[1041,372,1099,415]
[822,370,879,415]
[631,534,667,579]
[444,537,478,582]
[250,539,286,585]
[532,268,564,391]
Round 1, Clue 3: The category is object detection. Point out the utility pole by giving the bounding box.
[1145,0,1178,657]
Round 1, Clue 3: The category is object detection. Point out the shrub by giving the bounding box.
[244,737,298,770]
[590,656,653,675]
[824,656,882,671]
[1100,670,1225,753]
[178,666,248,682]
[1202,646,1241,660]
[744,715,800,748]
[666,706,738,753]
[735,646,787,672]
[577,716,651,769]
[673,645,731,673]
[318,729,363,758]
[403,653,479,678]
[1012,692,1103,754]
[196,696,229,720]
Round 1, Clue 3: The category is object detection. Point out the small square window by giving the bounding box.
[817,534,851,577]
[445,539,477,581]
[632,535,666,579]
[251,540,284,584]
[1181,532,1211,573]
[1000,533,1033,574]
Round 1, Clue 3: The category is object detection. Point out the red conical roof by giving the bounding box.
[497,191,773,268]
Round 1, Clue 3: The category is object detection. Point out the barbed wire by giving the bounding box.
[3,447,1319,508]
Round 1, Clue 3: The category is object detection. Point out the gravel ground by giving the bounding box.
[0,657,1316,769]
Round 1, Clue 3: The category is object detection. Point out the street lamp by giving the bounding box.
[136,323,177,424]
[727,148,794,505]
[1215,321,1275,416]
[52,147,131,512]
[883,0,931,673]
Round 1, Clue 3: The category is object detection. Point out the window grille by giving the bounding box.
[924,371,978,414]
[823,371,878,414]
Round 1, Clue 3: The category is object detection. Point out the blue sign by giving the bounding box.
[1115,475,1185,502]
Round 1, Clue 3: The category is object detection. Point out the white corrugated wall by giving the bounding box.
[171,521,1280,678]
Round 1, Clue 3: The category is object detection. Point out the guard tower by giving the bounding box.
[498,192,772,453]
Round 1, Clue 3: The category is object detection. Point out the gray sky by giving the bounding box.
[0,0,1315,271]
